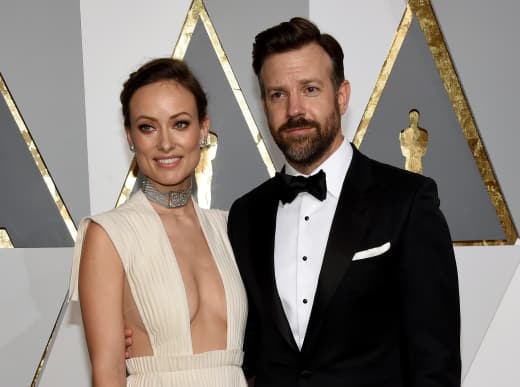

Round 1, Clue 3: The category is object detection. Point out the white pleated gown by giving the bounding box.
[69,191,248,386]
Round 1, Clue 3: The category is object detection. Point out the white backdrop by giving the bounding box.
[0,1,518,385]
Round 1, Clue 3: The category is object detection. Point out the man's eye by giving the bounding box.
[174,120,189,129]
[306,86,319,94]
[270,91,284,100]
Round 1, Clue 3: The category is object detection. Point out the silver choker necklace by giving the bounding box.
[141,178,192,208]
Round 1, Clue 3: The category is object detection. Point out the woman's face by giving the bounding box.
[126,80,209,192]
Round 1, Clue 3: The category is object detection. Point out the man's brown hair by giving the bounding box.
[252,17,345,96]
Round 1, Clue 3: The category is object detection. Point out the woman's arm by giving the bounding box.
[79,222,126,386]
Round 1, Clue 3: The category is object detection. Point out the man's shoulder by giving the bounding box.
[227,177,279,222]
[232,176,277,205]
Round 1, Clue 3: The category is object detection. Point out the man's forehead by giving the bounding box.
[263,76,325,90]
[260,44,332,78]
[260,67,331,91]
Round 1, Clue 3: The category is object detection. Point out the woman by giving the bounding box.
[69,58,248,386]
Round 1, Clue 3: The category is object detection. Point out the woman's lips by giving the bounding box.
[155,156,181,167]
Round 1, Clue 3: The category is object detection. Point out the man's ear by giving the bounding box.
[337,80,350,115]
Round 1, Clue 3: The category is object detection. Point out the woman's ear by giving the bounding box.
[200,116,210,143]
[125,128,134,150]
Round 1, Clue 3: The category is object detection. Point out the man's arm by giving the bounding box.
[228,200,260,380]
[399,177,461,386]
[242,298,260,379]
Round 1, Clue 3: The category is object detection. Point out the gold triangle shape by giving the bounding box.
[353,0,517,246]
[116,0,275,207]
[0,228,14,248]
[0,74,77,247]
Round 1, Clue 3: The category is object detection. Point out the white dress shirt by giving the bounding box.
[274,139,352,349]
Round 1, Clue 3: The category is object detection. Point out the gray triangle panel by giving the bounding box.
[359,18,504,241]
[0,95,74,247]
[184,20,271,210]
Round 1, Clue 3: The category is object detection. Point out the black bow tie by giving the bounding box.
[276,169,327,204]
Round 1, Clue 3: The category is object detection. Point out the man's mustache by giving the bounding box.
[278,117,320,132]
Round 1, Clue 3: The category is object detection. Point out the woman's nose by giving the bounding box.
[158,130,174,152]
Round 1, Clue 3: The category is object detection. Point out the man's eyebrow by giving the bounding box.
[300,78,323,85]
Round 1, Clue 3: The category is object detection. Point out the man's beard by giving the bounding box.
[271,104,341,168]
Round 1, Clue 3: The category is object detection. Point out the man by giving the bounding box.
[227,17,461,386]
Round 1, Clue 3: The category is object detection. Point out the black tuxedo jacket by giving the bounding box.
[228,146,461,387]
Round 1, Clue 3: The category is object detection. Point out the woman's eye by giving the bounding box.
[174,120,189,129]
[138,124,154,133]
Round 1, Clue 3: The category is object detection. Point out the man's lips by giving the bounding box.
[282,126,314,135]
[286,125,311,130]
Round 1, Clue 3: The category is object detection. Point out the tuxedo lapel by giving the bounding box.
[250,179,299,352]
[302,147,375,352]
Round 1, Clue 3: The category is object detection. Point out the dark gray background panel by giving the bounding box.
[205,0,309,170]
[432,0,520,233]
[0,0,89,226]
[0,90,74,247]
[359,18,504,241]
[184,20,271,209]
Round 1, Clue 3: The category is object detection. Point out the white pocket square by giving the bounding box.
[352,242,391,261]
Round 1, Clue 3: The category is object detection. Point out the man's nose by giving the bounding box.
[287,94,304,117]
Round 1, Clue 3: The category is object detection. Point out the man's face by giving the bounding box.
[260,42,350,173]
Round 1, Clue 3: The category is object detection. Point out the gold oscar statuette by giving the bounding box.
[400,109,428,174]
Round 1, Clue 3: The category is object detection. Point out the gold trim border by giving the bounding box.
[0,74,77,245]
[31,294,68,386]
[353,5,413,148]
[0,228,14,248]
[116,0,275,206]
[195,1,276,177]
[353,0,517,245]
[0,74,78,384]
[115,159,139,208]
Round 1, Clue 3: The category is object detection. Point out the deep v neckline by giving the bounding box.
[140,191,230,355]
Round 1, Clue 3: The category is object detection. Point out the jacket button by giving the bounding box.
[300,369,312,378]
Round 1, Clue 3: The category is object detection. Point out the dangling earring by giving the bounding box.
[199,137,207,149]
[129,144,135,152]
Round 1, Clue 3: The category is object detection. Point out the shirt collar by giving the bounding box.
[284,138,352,200]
